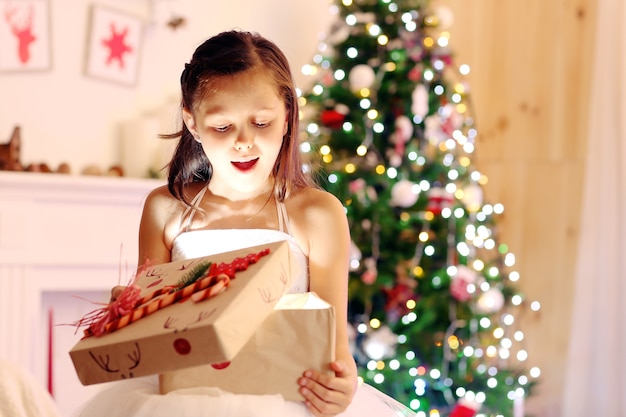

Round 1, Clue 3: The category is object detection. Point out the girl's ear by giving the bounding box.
[182,107,199,141]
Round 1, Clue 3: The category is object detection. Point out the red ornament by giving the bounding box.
[450,398,480,417]
[383,283,415,320]
[427,187,454,215]
[320,109,346,129]
[450,404,476,417]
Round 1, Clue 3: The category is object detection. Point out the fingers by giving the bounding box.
[110,286,125,302]
[298,361,355,416]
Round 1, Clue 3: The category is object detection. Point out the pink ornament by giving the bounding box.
[394,116,413,143]
[361,270,377,285]
[411,84,429,118]
[449,266,477,302]
[361,258,378,285]
[349,178,366,194]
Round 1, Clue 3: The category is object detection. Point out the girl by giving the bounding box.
[76,30,414,417]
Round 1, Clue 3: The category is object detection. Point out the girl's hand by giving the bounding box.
[110,286,126,302]
[298,360,356,416]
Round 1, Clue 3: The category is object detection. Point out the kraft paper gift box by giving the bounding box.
[69,239,293,385]
[159,291,336,401]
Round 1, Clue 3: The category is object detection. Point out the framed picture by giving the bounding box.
[0,0,51,71]
[85,6,143,86]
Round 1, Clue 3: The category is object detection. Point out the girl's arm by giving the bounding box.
[295,189,357,416]
[112,186,175,302]
[137,186,180,266]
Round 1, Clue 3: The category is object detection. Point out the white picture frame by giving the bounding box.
[0,0,51,72]
[85,5,143,86]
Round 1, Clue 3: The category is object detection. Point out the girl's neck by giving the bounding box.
[206,181,274,203]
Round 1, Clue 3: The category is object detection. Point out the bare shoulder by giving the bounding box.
[288,187,346,222]
[140,184,195,251]
[286,187,349,253]
[143,185,180,216]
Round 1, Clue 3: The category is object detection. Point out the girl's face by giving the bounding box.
[183,69,288,200]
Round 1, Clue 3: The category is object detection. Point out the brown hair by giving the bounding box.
[163,30,314,204]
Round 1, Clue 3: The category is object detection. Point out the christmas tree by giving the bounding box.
[297,1,541,416]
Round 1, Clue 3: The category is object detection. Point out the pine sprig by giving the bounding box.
[176,261,213,289]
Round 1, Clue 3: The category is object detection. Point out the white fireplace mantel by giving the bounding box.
[0,171,163,414]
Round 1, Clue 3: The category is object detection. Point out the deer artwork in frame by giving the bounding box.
[0,0,51,71]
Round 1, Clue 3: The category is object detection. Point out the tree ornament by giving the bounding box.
[394,115,414,143]
[450,397,480,417]
[362,325,398,360]
[383,281,416,323]
[427,186,454,215]
[388,153,402,168]
[475,287,505,314]
[450,265,478,302]
[361,257,378,285]
[461,183,484,213]
[349,64,376,92]
[424,114,446,144]
[411,84,429,119]
[320,109,346,129]
[390,179,419,207]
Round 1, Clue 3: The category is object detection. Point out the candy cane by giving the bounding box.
[79,248,272,337]
[99,274,230,335]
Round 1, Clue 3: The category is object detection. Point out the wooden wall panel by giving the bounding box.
[445,0,596,415]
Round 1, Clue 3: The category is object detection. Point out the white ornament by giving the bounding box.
[462,183,484,212]
[362,325,398,360]
[475,288,505,314]
[411,84,429,118]
[391,179,419,207]
[349,64,376,92]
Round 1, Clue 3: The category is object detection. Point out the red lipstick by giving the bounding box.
[231,158,259,171]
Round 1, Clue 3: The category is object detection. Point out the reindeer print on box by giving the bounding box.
[0,0,50,71]
[69,240,293,385]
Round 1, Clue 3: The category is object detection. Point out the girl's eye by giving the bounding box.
[214,125,231,133]
[254,122,269,128]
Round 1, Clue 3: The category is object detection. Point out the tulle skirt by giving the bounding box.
[73,376,415,417]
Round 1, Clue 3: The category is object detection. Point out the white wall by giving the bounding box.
[0,0,333,175]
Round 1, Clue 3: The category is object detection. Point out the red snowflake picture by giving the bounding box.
[85,6,143,85]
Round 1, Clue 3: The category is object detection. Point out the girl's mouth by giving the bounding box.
[231,158,259,172]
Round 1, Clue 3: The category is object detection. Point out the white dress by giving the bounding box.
[73,198,415,417]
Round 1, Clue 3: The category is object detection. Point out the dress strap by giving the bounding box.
[276,201,293,236]
[180,184,209,233]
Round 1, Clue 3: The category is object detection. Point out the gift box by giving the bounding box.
[159,291,336,401]
[69,240,293,385]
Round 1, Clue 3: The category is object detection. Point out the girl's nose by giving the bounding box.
[234,127,254,150]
